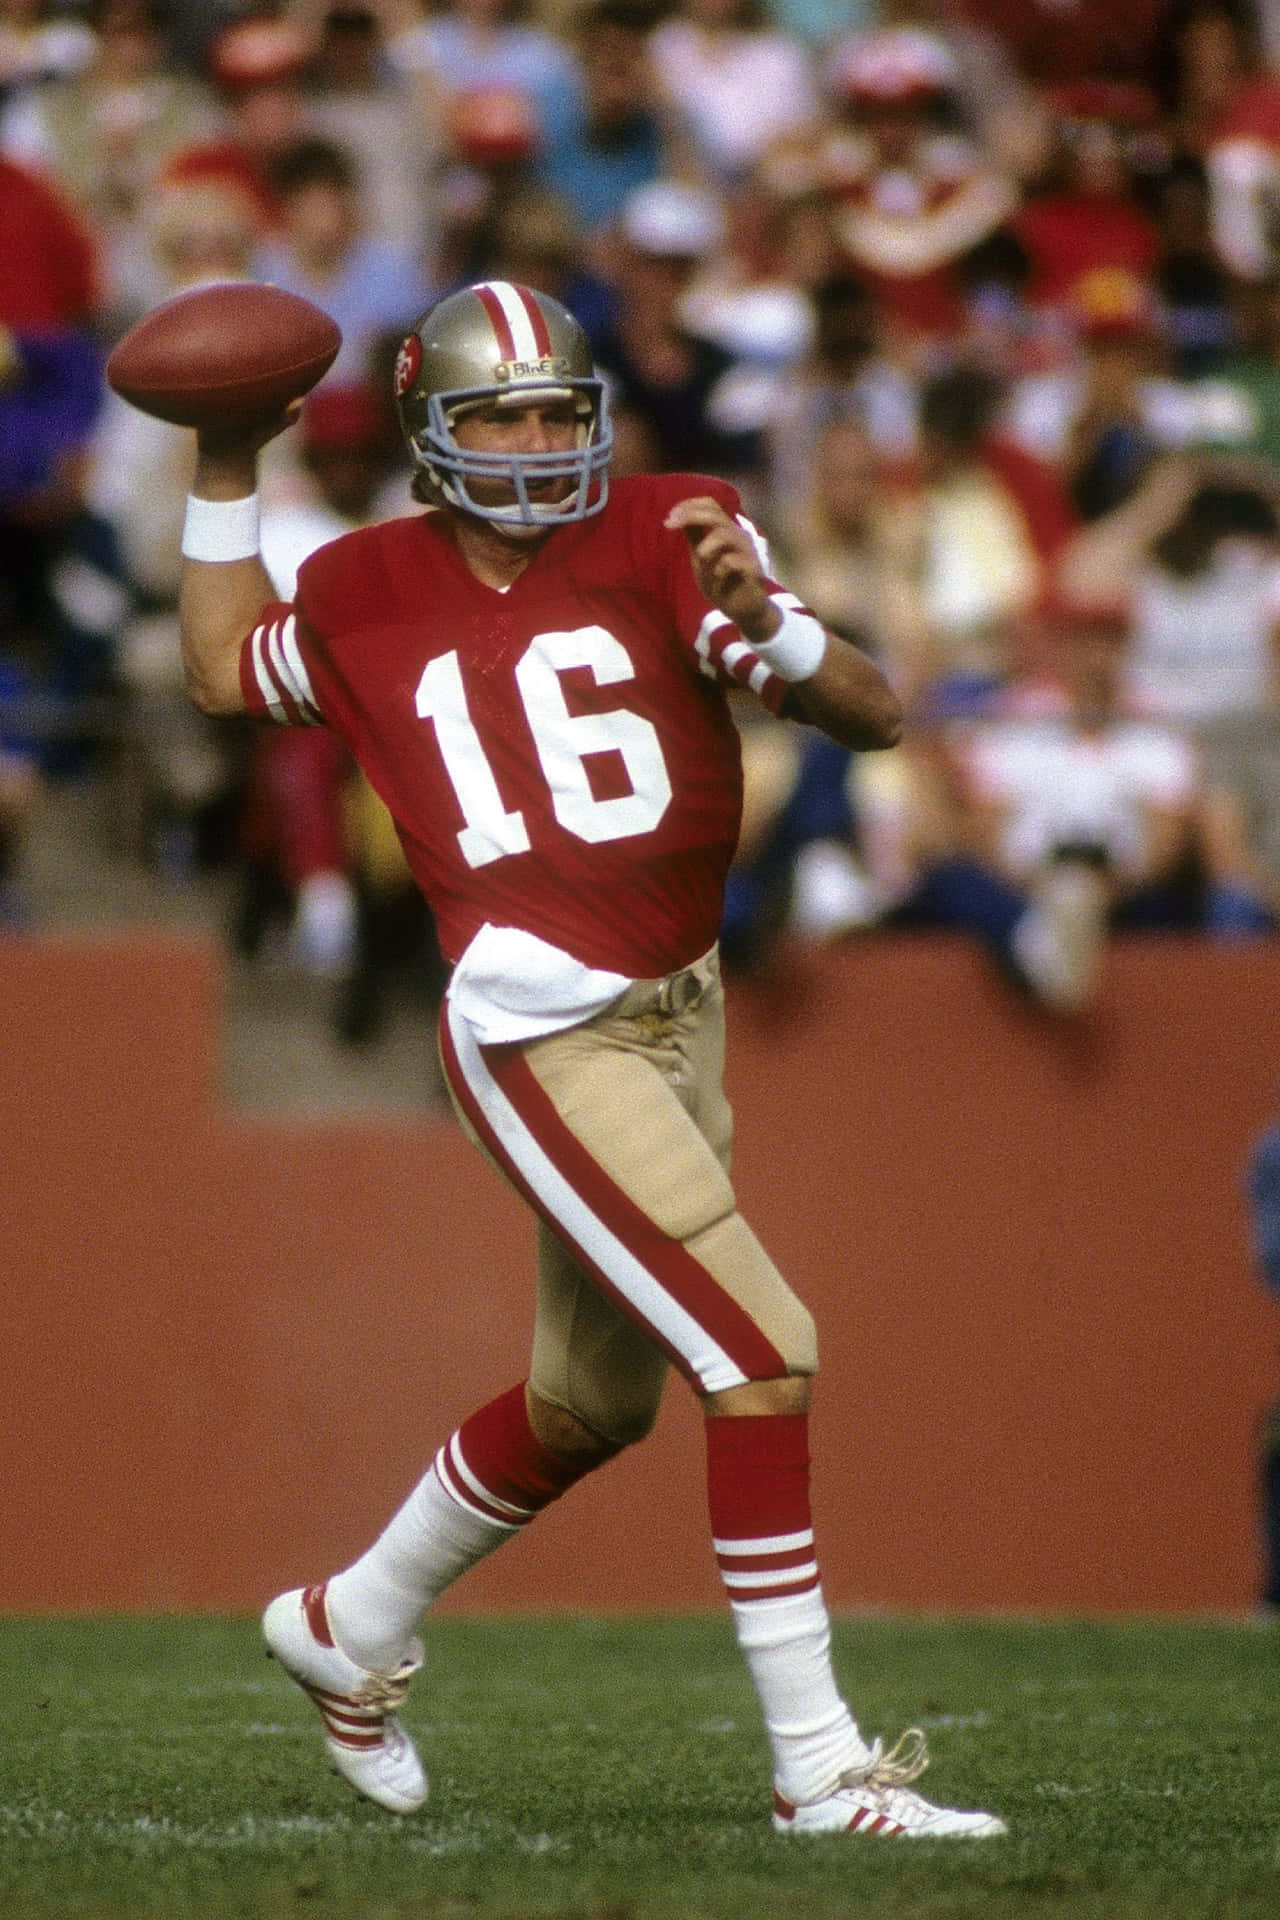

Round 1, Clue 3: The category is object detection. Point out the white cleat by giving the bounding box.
[772,1728,1006,1840]
[262,1583,427,1814]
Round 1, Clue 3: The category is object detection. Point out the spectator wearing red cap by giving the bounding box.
[259,379,400,595]
[1012,80,1162,324]
[385,0,580,178]
[817,26,1017,352]
[162,12,315,232]
[432,79,548,284]
[383,0,589,283]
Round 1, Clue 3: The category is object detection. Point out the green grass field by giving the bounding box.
[2,1613,1278,1919]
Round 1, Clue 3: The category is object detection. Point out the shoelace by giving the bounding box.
[350,1660,418,1713]
[844,1727,930,1791]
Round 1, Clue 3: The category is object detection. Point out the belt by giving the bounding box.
[612,945,718,1019]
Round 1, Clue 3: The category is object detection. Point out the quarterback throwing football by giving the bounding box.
[178,280,1005,1841]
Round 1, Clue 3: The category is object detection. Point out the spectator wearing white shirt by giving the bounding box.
[957,600,1276,988]
[960,610,1200,991]
[864,601,1274,1015]
[648,0,820,189]
[1060,450,1280,904]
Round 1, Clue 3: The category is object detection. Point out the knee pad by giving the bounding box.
[529,1366,668,1450]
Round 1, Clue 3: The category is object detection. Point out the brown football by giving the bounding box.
[106,281,343,429]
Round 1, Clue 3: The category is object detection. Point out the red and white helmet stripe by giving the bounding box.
[471,281,555,365]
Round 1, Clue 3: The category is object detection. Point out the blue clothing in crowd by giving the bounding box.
[1249,1121,1280,1297]
[0,328,103,508]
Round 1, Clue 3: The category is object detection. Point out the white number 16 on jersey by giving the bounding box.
[414,624,673,869]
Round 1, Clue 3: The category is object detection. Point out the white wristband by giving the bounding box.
[752,598,827,682]
[181,492,261,563]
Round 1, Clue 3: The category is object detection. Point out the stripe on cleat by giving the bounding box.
[303,1584,336,1647]
[300,1684,389,1748]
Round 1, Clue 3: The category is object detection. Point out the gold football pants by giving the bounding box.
[439,948,817,1445]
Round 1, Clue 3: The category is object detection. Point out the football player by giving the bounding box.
[178,280,1006,1840]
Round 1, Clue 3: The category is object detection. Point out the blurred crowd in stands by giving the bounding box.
[2,0,1279,1049]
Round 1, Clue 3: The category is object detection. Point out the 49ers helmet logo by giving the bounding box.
[394,332,422,397]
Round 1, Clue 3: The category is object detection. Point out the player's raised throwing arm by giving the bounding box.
[664,496,903,752]
[178,410,300,717]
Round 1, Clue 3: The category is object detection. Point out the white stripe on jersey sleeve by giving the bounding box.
[685,511,792,700]
[720,637,772,695]
[692,609,777,699]
[248,622,278,713]
[278,614,317,711]
[249,612,322,725]
[693,607,725,681]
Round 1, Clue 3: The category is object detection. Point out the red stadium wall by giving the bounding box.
[3,929,1278,1617]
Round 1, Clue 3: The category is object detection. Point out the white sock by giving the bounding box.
[325,1452,516,1672]
[731,1586,873,1804]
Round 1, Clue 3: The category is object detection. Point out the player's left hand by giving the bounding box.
[664,497,781,646]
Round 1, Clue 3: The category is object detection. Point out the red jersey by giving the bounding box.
[240,472,794,977]
[1013,194,1159,313]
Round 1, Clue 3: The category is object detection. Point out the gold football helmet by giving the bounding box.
[394,281,612,526]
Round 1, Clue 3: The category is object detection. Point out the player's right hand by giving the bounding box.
[196,397,304,459]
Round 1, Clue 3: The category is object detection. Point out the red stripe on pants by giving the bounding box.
[439,1005,787,1389]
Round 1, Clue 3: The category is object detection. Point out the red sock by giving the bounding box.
[436,1383,595,1527]
[706,1413,870,1801]
[705,1412,819,1600]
